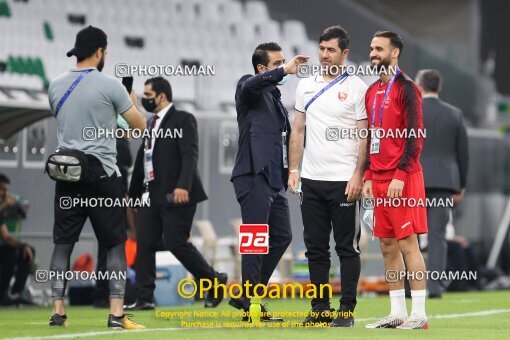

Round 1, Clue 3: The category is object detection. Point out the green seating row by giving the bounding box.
[7,55,49,87]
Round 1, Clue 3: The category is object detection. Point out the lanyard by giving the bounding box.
[304,71,349,111]
[54,69,93,117]
[146,114,160,150]
[371,70,401,127]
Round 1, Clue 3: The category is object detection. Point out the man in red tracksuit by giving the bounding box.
[362,31,429,330]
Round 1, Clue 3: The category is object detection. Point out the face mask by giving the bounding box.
[117,114,129,129]
[262,65,288,86]
[362,208,374,230]
[277,74,289,86]
[141,97,157,113]
[360,202,375,240]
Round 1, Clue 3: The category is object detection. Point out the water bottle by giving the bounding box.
[249,298,262,324]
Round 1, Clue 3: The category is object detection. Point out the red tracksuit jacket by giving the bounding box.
[364,71,424,183]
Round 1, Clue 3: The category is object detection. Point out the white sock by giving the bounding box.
[389,289,407,317]
[410,290,427,318]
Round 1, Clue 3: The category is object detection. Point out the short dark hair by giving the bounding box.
[145,77,173,102]
[252,42,282,73]
[416,69,442,93]
[319,26,350,51]
[76,47,104,63]
[0,174,10,184]
[374,31,404,57]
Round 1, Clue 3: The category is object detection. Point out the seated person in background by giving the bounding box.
[0,174,35,306]
[445,212,483,292]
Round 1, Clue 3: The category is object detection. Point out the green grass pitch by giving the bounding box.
[1,290,509,339]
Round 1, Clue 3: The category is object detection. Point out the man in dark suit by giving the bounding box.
[416,69,469,298]
[230,42,308,319]
[127,77,227,310]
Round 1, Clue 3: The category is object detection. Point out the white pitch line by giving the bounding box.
[8,308,510,339]
[357,308,510,322]
[455,299,481,303]
[430,309,510,319]
[5,327,187,340]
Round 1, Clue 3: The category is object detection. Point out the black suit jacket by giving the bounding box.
[231,67,291,189]
[129,105,208,206]
[420,97,469,193]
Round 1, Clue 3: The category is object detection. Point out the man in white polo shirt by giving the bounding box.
[288,26,368,327]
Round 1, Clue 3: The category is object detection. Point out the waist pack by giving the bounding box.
[45,149,104,183]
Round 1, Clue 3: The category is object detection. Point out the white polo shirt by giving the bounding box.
[295,73,368,181]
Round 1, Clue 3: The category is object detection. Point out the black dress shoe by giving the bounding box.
[124,301,155,311]
[330,312,355,327]
[228,297,283,322]
[301,308,334,326]
[259,304,283,322]
[204,272,228,308]
[228,296,250,320]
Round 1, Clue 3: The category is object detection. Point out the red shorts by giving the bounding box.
[372,171,428,240]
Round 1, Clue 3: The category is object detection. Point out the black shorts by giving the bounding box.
[53,167,128,247]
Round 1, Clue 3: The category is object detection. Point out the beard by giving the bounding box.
[371,56,392,74]
[97,55,105,72]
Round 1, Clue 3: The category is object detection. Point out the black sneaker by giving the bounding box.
[124,301,155,311]
[204,272,228,308]
[330,311,355,327]
[49,313,68,327]
[301,309,334,327]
